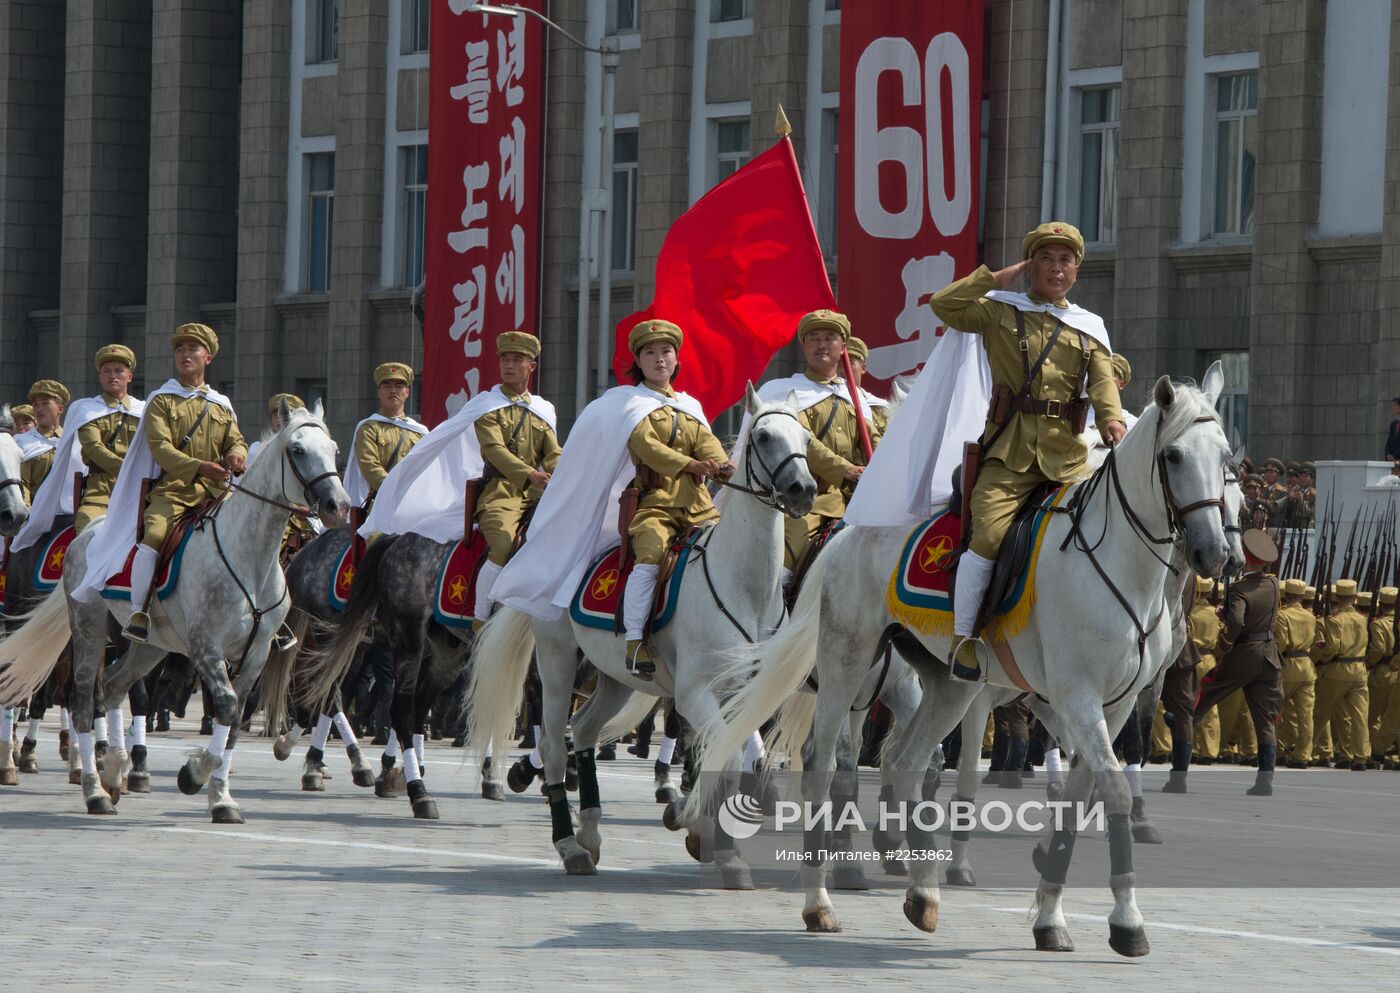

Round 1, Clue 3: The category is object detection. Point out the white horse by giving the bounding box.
[0,405,32,783]
[0,400,349,820]
[464,386,820,879]
[687,370,1234,956]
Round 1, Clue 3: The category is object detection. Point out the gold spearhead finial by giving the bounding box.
[775,104,792,137]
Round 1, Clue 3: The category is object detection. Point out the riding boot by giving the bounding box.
[949,551,995,681]
[1162,739,1192,793]
[1001,737,1029,790]
[123,545,160,643]
[474,560,502,624]
[981,729,1008,785]
[622,563,660,678]
[1247,742,1276,796]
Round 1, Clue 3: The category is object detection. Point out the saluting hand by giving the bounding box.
[527,469,551,489]
[991,259,1032,289]
[198,460,230,483]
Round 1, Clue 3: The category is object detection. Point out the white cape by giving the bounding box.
[343,412,429,507]
[361,386,556,543]
[12,395,145,552]
[14,427,60,462]
[845,292,1112,528]
[73,380,235,603]
[492,385,706,620]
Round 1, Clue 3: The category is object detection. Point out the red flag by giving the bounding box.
[613,137,834,416]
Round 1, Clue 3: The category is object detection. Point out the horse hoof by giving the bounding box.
[944,866,977,887]
[86,794,117,815]
[902,892,939,933]
[17,755,38,774]
[176,764,202,796]
[832,864,869,891]
[212,805,245,825]
[272,737,293,761]
[802,908,842,933]
[301,773,325,792]
[685,832,714,864]
[1108,923,1150,957]
[352,768,376,789]
[563,850,597,875]
[1033,925,1075,952]
[662,798,685,831]
[0,768,17,786]
[126,770,151,794]
[68,769,82,786]
[720,864,755,890]
[408,780,440,820]
[655,784,681,805]
[481,780,505,801]
[506,758,536,794]
[882,858,908,877]
[374,776,400,799]
[1132,821,1164,845]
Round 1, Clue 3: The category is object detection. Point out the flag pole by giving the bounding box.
[776,102,875,462]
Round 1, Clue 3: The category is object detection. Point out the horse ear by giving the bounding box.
[277,396,293,428]
[785,389,801,411]
[1201,360,1225,406]
[744,381,762,416]
[311,398,325,421]
[1153,375,1176,411]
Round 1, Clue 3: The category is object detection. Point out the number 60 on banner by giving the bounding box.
[853,33,974,241]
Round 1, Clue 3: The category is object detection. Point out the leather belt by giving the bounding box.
[1007,395,1087,420]
[1241,631,1274,642]
[1283,650,1311,658]
[1329,656,1365,664]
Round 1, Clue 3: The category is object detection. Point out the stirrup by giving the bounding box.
[273,623,299,653]
[124,611,151,644]
[949,636,985,683]
[625,639,656,681]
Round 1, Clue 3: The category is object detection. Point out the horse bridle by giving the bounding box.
[715,409,810,517]
[226,422,340,520]
[0,425,21,498]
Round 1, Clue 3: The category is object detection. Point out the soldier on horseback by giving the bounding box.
[16,379,68,505]
[75,345,143,532]
[931,222,1126,681]
[124,324,247,644]
[345,362,427,516]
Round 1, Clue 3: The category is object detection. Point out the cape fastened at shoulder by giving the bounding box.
[344,411,430,507]
[14,428,60,462]
[983,290,1111,351]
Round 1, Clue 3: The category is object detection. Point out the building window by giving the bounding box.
[400,145,428,287]
[1077,87,1119,244]
[714,117,751,183]
[608,0,639,34]
[1212,73,1257,236]
[611,130,639,272]
[308,0,339,64]
[825,0,842,9]
[818,109,839,257]
[1208,349,1249,450]
[713,0,752,22]
[403,0,430,54]
[296,378,329,414]
[305,153,335,292]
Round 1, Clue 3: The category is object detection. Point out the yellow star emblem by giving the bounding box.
[340,564,356,589]
[591,569,619,599]
[920,535,953,572]
[448,576,467,604]
[48,547,66,570]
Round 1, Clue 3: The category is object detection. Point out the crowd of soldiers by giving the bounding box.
[1237,456,1318,531]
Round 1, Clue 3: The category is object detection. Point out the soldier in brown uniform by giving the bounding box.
[1276,578,1320,768]
[1260,458,1288,529]
[17,380,69,504]
[1312,578,1371,770]
[1193,529,1285,795]
[75,345,142,532]
[1161,575,1220,793]
[10,404,35,434]
[349,362,427,514]
[930,222,1126,680]
[844,336,892,436]
[1365,588,1396,767]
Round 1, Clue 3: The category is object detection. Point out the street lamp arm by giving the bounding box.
[470,3,606,54]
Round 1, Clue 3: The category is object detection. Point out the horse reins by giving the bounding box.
[714,409,810,516]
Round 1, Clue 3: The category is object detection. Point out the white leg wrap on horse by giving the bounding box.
[129,544,158,609]
[129,719,147,748]
[742,730,765,772]
[1044,747,1064,781]
[1125,762,1143,798]
[59,708,71,732]
[658,736,677,766]
[106,710,125,751]
[484,740,493,760]
[79,732,96,775]
[412,733,425,765]
[401,746,422,783]
[529,725,542,768]
[94,715,107,743]
[310,714,332,751]
[383,728,399,759]
[622,564,660,641]
[474,560,502,621]
[332,712,357,746]
[285,724,304,744]
[206,721,231,760]
[953,551,995,637]
[26,717,41,741]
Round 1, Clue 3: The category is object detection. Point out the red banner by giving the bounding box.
[838,0,983,391]
[423,1,548,425]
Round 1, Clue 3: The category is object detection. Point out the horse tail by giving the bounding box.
[763,690,818,772]
[259,607,311,735]
[0,589,72,707]
[598,690,659,747]
[684,560,825,821]
[462,607,535,774]
[298,536,398,711]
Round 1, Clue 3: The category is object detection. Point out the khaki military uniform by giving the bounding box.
[75,394,141,532]
[1366,611,1396,757]
[1313,605,1370,764]
[1376,647,1400,760]
[141,391,247,551]
[18,427,62,505]
[626,388,728,565]
[783,373,884,569]
[353,412,424,505]
[1188,600,1224,758]
[474,390,562,566]
[1275,601,1319,763]
[929,265,1122,560]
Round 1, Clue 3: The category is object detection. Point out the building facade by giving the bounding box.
[0,0,1396,458]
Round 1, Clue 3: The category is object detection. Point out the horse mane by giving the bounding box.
[1142,379,1220,449]
[248,404,328,470]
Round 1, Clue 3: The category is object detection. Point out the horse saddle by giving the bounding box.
[785,518,844,611]
[570,527,706,635]
[948,481,1062,634]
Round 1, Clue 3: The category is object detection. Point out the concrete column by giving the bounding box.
[1377,0,1400,460]
[1114,0,1188,410]
[1249,0,1325,459]
[58,1,153,393]
[0,2,65,398]
[750,1,808,165]
[144,0,242,395]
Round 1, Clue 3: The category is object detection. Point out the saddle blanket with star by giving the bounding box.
[30,525,78,594]
[327,533,368,613]
[99,531,193,603]
[432,529,489,629]
[887,485,1067,639]
[568,530,703,634]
